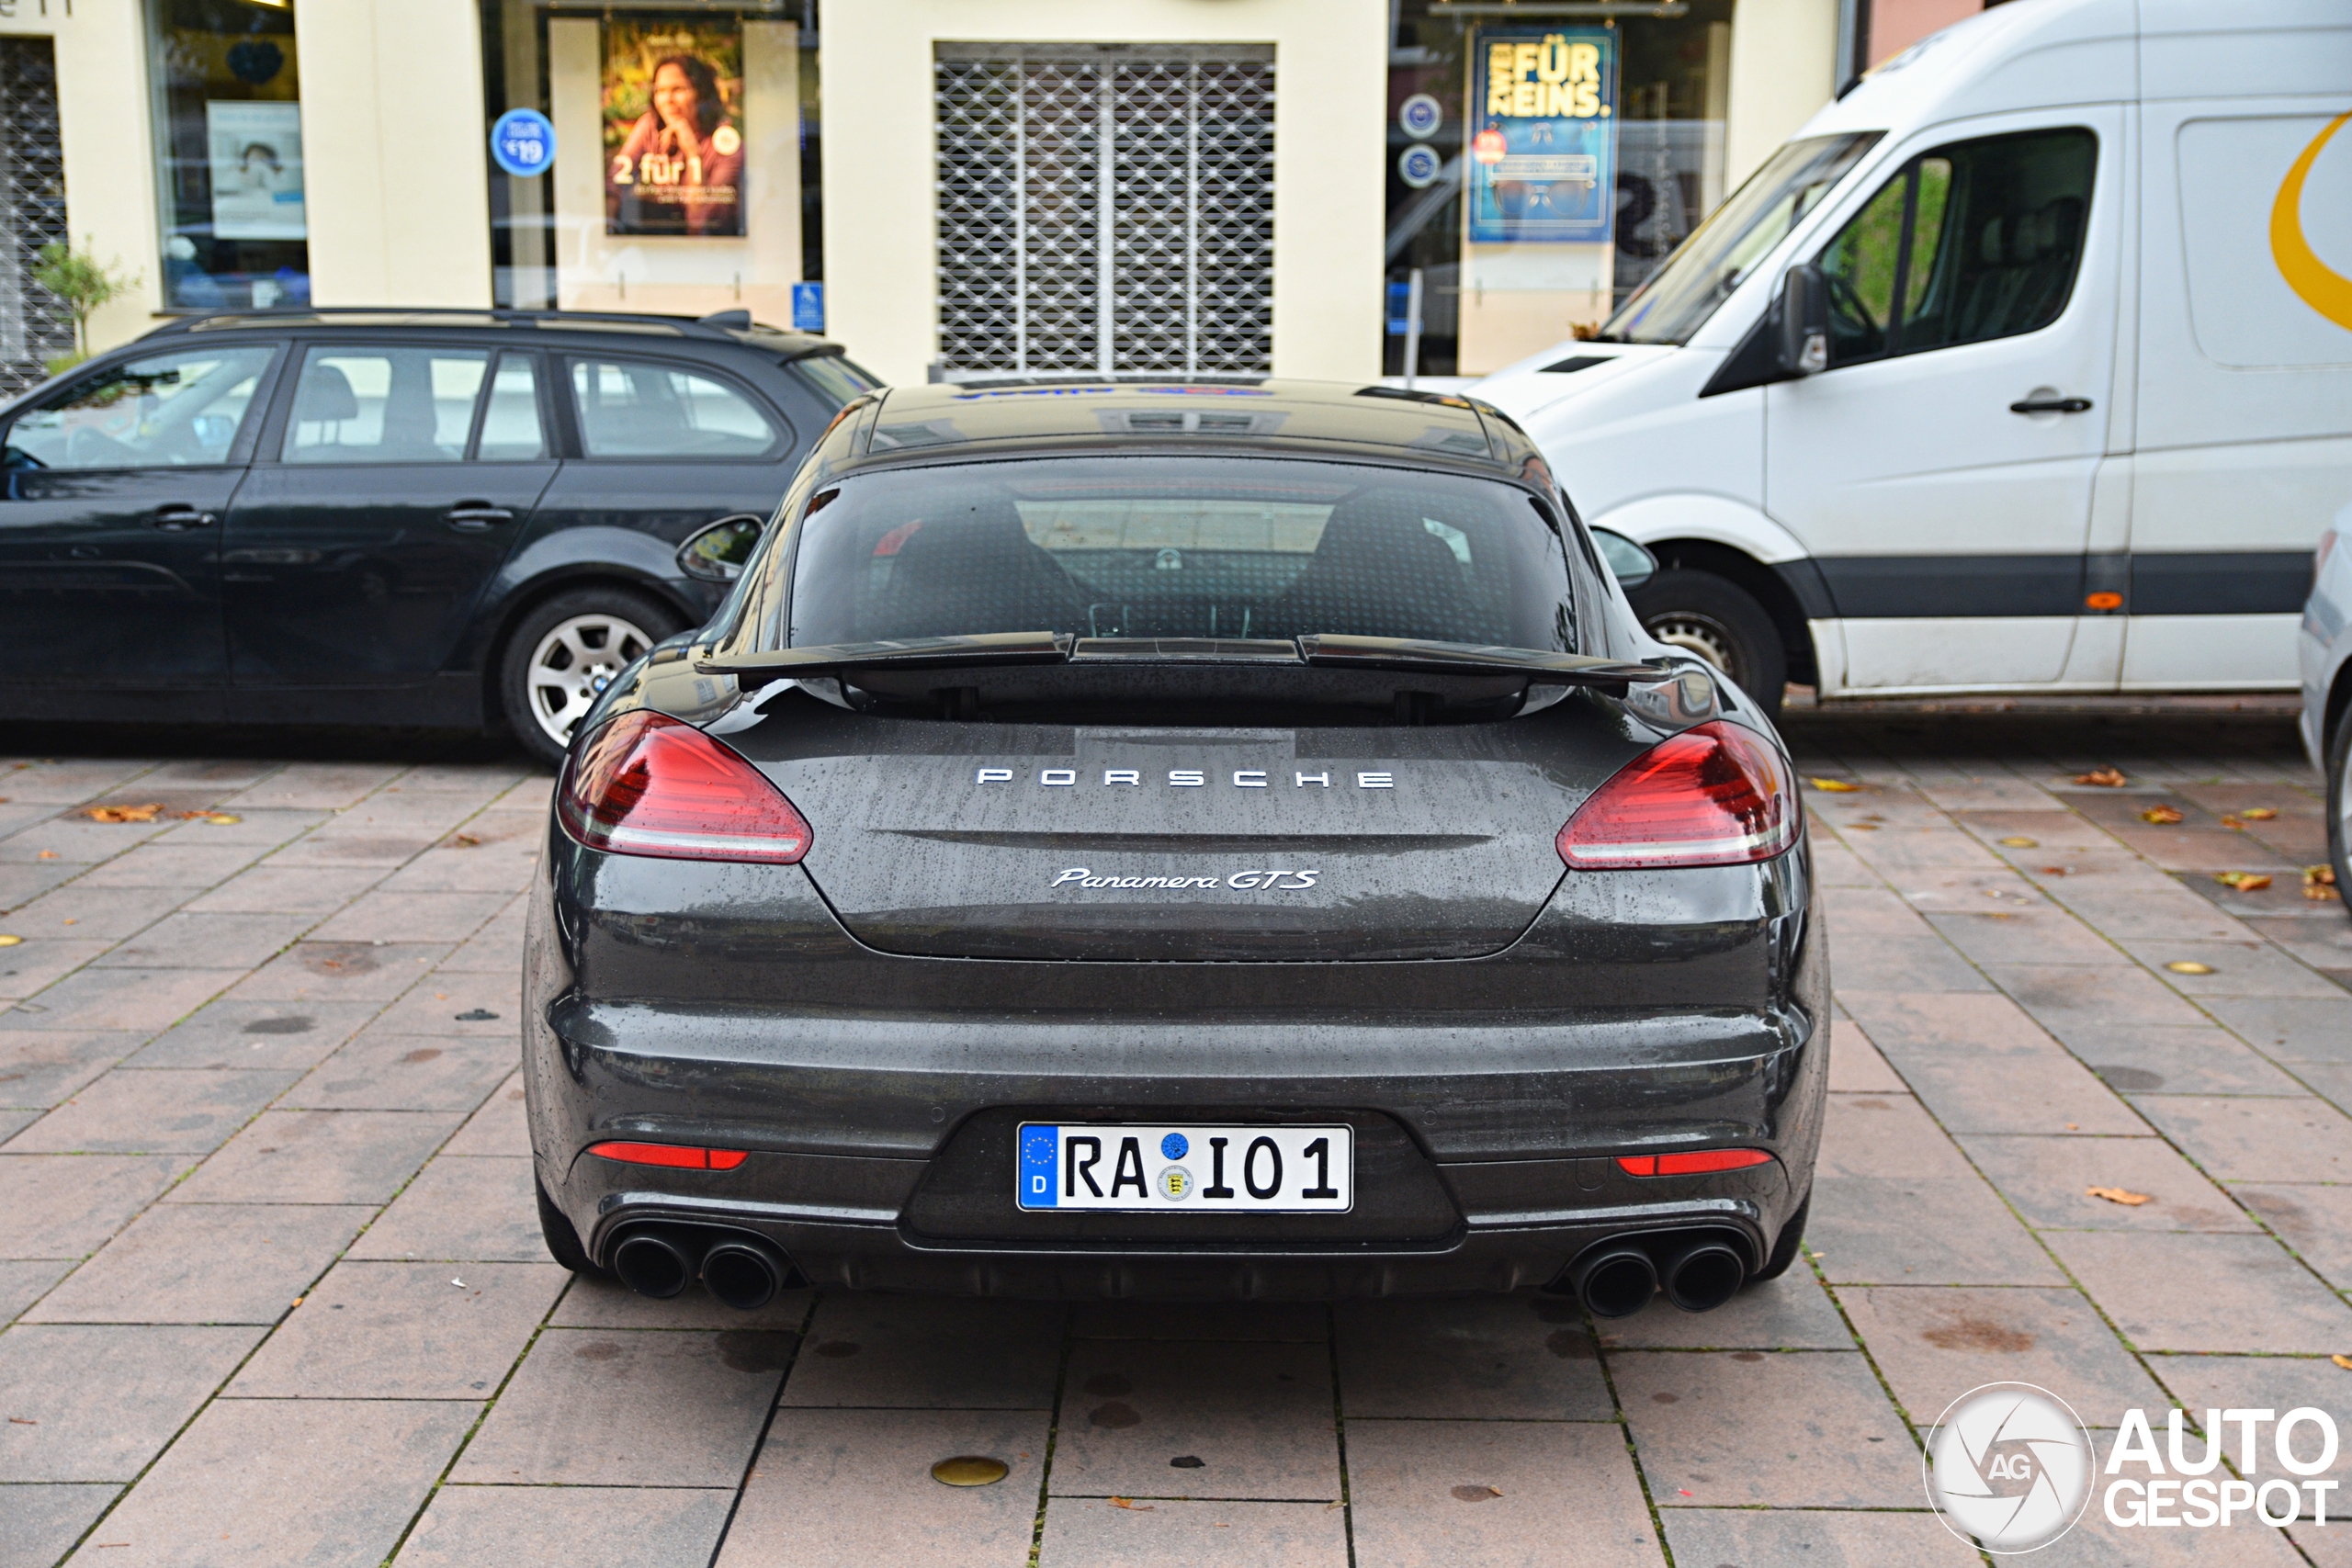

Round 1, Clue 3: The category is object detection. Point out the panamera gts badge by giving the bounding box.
[1052,868,1320,891]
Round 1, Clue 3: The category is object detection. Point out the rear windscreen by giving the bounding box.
[786,457,1578,650]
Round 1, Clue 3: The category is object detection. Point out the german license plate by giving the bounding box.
[1016,1123,1353,1213]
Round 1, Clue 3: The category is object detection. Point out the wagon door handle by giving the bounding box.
[2009,397,2093,414]
[446,502,514,532]
[150,504,216,531]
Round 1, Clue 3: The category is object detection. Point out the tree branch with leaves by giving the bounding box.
[33,237,140,373]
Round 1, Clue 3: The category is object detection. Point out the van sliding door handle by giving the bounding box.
[2009,397,2093,414]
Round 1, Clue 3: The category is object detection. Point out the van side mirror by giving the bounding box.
[676,513,768,582]
[1777,264,1829,376]
[1590,527,1656,591]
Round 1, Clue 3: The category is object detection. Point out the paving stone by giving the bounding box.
[453,1326,789,1486]
[1899,1049,2151,1137]
[227,1258,564,1399]
[0,760,158,806]
[218,763,408,811]
[0,1323,264,1481]
[2195,994,2352,1063]
[440,1073,529,1157]
[183,864,387,917]
[1815,1091,1976,1181]
[1825,1010,1906,1093]
[2149,1354,2352,1483]
[1037,1498,1350,1567]
[549,1273,812,1332]
[69,843,272,890]
[781,1295,1065,1409]
[1839,1285,2167,1427]
[368,975,525,1038]
[27,1202,368,1325]
[1925,908,2128,967]
[0,969,240,1035]
[1051,1338,1338,1500]
[1600,1267,1855,1351]
[267,829,445,869]
[1344,1417,1663,1568]
[1807,1177,2060,1287]
[1984,964,2216,1032]
[1960,1134,2255,1232]
[2117,939,2347,999]
[2048,1232,2352,1353]
[0,859,85,909]
[0,817,174,863]
[0,1155,188,1258]
[120,999,381,1071]
[2130,1095,2352,1184]
[72,1395,475,1567]
[1659,1507,1978,1567]
[1806,835,1882,887]
[166,1110,460,1204]
[1335,1295,1610,1419]
[719,1408,1049,1568]
[379,843,541,894]
[90,911,313,972]
[1611,1350,1917,1507]
[394,1485,735,1568]
[223,942,454,1003]
[0,1482,120,1568]
[0,1259,72,1324]
[1819,889,1992,991]
[347,1156,539,1262]
[282,1033,516,1112]
[0,939,117,1004]
[11,1068,295,1155]
[2062,1025,2313,1098]
[2235,1185,2352,1292]
[0,1032,133,1108]
[307,890,514,944]
[6,886,194,942]
[147,808,329,851]
[1072,1300,1329,1341]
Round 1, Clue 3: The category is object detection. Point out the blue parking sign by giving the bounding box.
[791,281,825,333]
[491,109,556,178]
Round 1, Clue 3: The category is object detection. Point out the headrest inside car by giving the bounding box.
[293,364,359,424]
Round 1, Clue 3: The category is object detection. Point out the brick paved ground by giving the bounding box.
[2,713,2348,1567]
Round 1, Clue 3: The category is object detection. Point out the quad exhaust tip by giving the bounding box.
[611,1225,791,1310]
[1563,1232,1749,1319]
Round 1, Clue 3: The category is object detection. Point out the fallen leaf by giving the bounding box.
[2215,873,2273,891]
[1451,1484,1504,1502]
[81,803,164,823]
[2140,805,2185,824]
[7,1416,35,1425]
[1107,1498,1154,1511]
[2074,768,2128,787]
[2220,815,2246,830]
[2087,1186,2152,1206]
[2309,866,2338,886]
[0,935,18,947]
[36,850,55,859]
[2313,885,2345,903]
[1849,822,1880,831]
[61,919,74,926]
[1808,778,1863,793]
[1678,1488,1693,1497]
[2165,960,2214,976]
[447,834,481,848]
[2041,866,2068,876]
[1998,837,2039,848]
[2333,1355,2352,1372]
[2241,807,2278,820]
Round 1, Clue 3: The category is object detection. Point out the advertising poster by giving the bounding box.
[206,100,307,241]
[1466,29,1617,245]
[604,18,745,238]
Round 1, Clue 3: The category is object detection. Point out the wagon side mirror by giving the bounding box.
[676,513,768,582]
[1591,527,1656,591]
[1777,264,1829,376]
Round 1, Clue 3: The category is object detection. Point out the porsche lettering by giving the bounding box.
[975,767,1395,789]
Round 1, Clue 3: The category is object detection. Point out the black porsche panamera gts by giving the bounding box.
[524,379,1826,1317]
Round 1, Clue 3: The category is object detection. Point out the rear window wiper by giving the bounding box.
[1297,635,1666,687]
[695,631,1073,677]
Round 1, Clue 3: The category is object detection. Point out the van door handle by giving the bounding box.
[2009,397,2093,414]
[150,505,216,531]
[446,503,514,532]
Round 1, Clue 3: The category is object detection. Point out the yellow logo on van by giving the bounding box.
[2272,112,2352,331]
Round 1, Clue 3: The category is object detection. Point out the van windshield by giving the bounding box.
[1600,132,1882,345]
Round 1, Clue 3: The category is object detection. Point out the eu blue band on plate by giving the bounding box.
[1019,1124,1059,1207]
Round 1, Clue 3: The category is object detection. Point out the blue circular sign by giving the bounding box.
[1161,1133,1189,1160]
[1398,143,1444,190]
[1399,92,1443,140]
[491,108,556,178]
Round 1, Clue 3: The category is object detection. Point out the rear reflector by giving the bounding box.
[588,1141,749,1170]
[1618,1149,1775,1177]
[1556,719,1797,870]
[559,709,811,864]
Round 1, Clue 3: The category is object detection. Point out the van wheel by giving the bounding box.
[498,587,683,768]
[2328,714,2351,924]
[1629,570,1788,719]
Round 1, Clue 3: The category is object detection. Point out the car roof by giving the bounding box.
[138,307,842,358]
[848,378,1525,475]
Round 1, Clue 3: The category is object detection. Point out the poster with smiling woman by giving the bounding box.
[603,19,745,238]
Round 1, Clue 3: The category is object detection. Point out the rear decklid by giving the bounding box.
[744,711,1641,962]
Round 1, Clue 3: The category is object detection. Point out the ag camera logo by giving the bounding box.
[1924,1383,2094,1553]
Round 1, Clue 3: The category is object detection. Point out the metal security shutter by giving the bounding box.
[0,37,68,392]
[935,43,1273,378]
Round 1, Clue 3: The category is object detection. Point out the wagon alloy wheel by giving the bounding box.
[528,614,654,750]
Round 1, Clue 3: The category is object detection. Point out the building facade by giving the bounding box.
[8,0,1989,391]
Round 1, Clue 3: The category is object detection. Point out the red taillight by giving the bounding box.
[588,1141,749,1170]
[1556,720,1797,869]
[1618,1149,1775,1177]
[558,710,810,864]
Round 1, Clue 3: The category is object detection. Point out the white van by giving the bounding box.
[1473,0,2351,715]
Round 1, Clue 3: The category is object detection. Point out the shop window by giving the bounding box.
[934,43,1275,378]
[148,0,307,311]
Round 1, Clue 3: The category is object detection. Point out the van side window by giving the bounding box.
[1815,128,2096,367]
